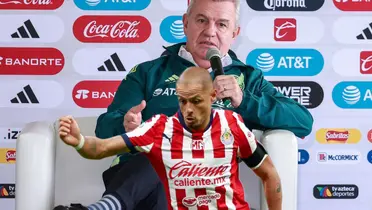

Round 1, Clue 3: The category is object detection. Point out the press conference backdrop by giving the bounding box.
[0,0,372,209]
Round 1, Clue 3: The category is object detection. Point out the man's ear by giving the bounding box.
[182,13,188,30]
[211,89,217,103]
[232,26,240,39]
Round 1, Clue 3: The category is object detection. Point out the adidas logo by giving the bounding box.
[356,22,372,40]
[98,53,126,72]
[10,85,39,104]
[165,74,179,83]
[11,19,39,39]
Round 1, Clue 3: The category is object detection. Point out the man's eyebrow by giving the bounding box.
[194,14,230,23]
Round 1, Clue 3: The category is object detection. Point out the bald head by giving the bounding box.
[176,67,213,91]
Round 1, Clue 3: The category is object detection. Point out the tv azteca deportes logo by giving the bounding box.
[313,184,358,199]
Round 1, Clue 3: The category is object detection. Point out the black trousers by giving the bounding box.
[101,153,168,210]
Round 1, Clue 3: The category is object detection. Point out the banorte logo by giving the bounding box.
[168,160,229,188]
[0,148,16,163]
[73,80,121,108]
[316,128,361,144]
[0,47,64,75]
[0,0,63,10]
[73,15,151,43]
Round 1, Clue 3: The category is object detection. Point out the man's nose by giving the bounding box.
[203,22,217,37]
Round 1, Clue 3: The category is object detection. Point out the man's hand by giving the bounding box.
[124,100,146,132]
[59,115,81,147]
[213,75,243,108]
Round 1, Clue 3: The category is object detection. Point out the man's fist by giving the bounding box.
[124,100,146,132]
[59,115,81,147]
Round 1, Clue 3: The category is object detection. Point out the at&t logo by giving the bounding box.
[333,82,372,108]
[74,0,150,10]
[247,48,323,76]
[160,16,186,43]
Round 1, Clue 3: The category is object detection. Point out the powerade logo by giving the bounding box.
[74,0,150,10]
[246,0,324,11]
[313,184,358,199]
[247,48,323,76]
[271,81,323,109]
[298,149,309,164]
[332,82,372,109]
[160,16,186,43]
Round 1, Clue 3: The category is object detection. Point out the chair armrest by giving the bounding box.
[16,121,56,210]
[258,129,298,210]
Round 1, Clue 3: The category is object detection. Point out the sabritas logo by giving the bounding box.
[0,148,16,163]
[0,0,63,10]
[333,0,372,11]
[73,15,151,43]
[73,81,121,108]
[0,47,64,75]
[316,128,361,144]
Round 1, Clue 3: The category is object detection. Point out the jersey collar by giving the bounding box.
[176,109,214,134]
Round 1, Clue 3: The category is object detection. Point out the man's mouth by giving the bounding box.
[199,41,216,47]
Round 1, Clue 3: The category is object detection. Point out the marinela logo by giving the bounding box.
[73,15,152,43]
[313,184,358,199]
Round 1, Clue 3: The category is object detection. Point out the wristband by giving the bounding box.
[75,134,85,151]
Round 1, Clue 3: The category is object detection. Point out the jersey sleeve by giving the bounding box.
[232,112,268,169]
[121,114,165,153]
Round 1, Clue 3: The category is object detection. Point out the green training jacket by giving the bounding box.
[95,42,314,165]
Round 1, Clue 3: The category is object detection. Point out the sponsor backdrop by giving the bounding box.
[0,0,371,209]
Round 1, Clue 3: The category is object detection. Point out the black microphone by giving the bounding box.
[206,48,228,104]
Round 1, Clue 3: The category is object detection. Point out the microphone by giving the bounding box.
[206,47,224,77]
[206,48,229,104]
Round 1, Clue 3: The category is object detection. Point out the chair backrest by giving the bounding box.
[53,117,114,206]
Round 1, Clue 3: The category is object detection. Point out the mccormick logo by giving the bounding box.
[73,15,151,43]
[160,16,186,43]
[332,82,372,108]
[333,0,372,11]
[271,81,324,108]
[313,184,358,199]
[316,150,361,164]
[247,0,324,11]
[0,47,64,75]
[315,128,361,144]
[274,18,296,41]
[247,48,324,76]
[0,0,63,9]
[74,0,150,10]
[73,80,121,108]
[0,184,15,198]
[0,149,16,163]
[360,51,372,74]
[168,160,229,188]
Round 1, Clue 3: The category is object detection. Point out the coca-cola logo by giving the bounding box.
[168,160,228,179]
[325,130,349,142]
[73,15,151,43]
[6,150,16,162]
[0,0,63,9]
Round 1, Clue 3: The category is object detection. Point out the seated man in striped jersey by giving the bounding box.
[56,67,282,210]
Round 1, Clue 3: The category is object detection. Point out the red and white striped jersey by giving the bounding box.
[122,109,267,210]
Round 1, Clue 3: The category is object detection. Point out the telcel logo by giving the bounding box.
[298,149,309,164]
[160,16,186,43]
[74,0,150,10]
[333,82,372,109]
[316,128,361,144]
[247,48,323,76]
